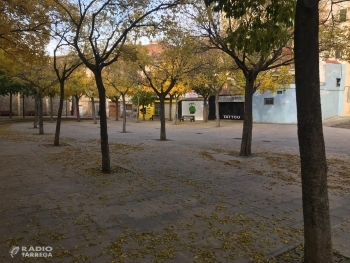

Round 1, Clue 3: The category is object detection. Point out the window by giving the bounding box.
[277,90,283,94]
[264,98,274,105]
[336,78,341,87]
[340,8,347,22]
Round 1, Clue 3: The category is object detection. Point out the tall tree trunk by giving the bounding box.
[122,94,127,133]
[9,93,13,118]
[34,95,38,128]
[159,94,166,140]
[91,97,97,124]
[54,81,64,146]
[239,77,255,156]
[215,92,220,127]
[38,90,44,135]
[71,96,74,116]
[173,95,179,125]
[142,104,145,121]
[95,72,110,173]
[203,98,208,122]
[115,97,119,121]
[136,96,139,123]
[295,1,333,262]
[22,93,25,118]
[50,96,54,123]
[75,95,81,122]
[169,94,173,121]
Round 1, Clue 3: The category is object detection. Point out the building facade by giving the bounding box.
[253,61,350,123]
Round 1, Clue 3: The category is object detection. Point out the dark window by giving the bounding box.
[277,90,283,94]
[264,98,274,105]
[336,78,341,87]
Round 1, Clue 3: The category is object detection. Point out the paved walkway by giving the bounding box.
[323,116,350,129]
[0,119,349,262]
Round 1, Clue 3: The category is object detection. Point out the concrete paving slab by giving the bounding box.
[0,120,349,262]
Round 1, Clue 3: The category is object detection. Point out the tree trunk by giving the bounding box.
[115,97,119,121]
[169,94,173,121]
[71,96,74,116]
[22,93,25,118]
[95,72,110,173]
[9,93,13,118]
[50,96,53,123]
[173,95,179,125]
[38,90,44,135]
[91,98,97,124]
[203,98,207,122]
[159,94,166,140]
[75,95,81,122]
[136,96,139,123]
[34,95,38,128]
[142,104,146,121]
[239,77,255,156]
[122,94,127,133]
[54,81,65,146]
[215,92,220,127]
[295,1,333,262]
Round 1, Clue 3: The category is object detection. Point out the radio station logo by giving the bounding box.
[9,246,53,258]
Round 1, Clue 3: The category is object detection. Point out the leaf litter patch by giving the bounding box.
[85,165,133,177]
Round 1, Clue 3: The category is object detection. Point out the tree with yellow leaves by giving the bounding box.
[105,85,121,121]
[137,35,202,140]
[18,55,57,134]
[52,40,82,146]
[0,0,51,57]
[65,67,91,122]
[104,58,139,133]
[232,66,293,94]
[190,74,213,123]
[169,80,191,124]
[130,86,157,122]
[192,48,233,127]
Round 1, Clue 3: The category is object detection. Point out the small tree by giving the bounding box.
[169,81,189,124]
[137,36,202,140]
[65,67,89,122]
[130,87,157,121]
[106,86,121,121]
[0,73,26,118]
[52,41,82,146]
[84,77,99,124]
[191,80,212,122]
[19,56,57,134]
[190,48,233,127]
[104,57,139,133]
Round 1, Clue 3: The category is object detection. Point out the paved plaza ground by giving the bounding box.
[0,117,350,263]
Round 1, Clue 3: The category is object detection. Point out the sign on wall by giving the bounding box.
[181,101,203,120]
[218,95,245,103]
[185,92,199,98]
